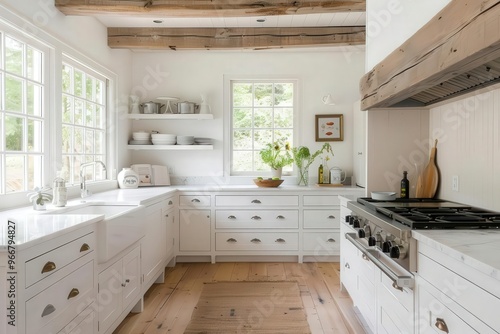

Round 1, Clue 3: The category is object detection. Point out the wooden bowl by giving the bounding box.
[253,179,284,188]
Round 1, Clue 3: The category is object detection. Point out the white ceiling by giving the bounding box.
[96,12,366,28]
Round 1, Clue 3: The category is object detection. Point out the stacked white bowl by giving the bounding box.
[176,135,195,145]
[151,133,176,145]
[132,132,151,143]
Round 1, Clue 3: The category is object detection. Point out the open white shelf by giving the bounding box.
[127,114,213,120]
[128,144,213,151]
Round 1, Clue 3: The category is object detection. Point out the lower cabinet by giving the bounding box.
[164,197,176,262]
[141,201,167,290]
[98,245,141,334]
[179,209,211,251]
[416,242,500,333]
[215,232,298,251]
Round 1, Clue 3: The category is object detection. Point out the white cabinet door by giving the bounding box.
[179,209,211,251]
[164,205,175,261]
[98,245,140,334]
[98,260,122,334]
[122,246,141,310]
[141,201,166,286]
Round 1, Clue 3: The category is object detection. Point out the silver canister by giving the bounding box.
[52,177,67,207]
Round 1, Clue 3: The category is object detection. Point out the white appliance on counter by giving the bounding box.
[130,164,170,186]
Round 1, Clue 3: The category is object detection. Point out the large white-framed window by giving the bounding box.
[229,79,297,176]
[0,28,49,194]
[61,58,107,185]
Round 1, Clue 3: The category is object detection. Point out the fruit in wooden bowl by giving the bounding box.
[253,178,284,187]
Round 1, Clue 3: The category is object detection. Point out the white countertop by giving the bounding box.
[0,214,103,250]
[413,230,500,281]
[0,184,362,251]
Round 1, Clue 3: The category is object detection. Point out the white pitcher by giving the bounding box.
[329,167,346,185]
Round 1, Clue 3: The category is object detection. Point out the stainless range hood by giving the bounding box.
[360,0,500,109]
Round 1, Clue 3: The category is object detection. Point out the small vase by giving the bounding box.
[271,167,282,179]
[297,166,309,186]
[33,200,46,211]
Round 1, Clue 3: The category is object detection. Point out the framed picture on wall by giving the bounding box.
[315,114,344,142]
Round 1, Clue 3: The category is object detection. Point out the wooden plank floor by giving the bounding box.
[113,262,365,334]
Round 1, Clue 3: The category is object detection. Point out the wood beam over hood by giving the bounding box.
[108,26,365,50]
[55,0,365,17]
[360,0,500,109]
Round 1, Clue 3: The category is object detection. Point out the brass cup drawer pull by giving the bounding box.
[191,198,201,203]
[228,215,237,219]
[80,243,90,252]
[251,199,261,204]
[67,288,80,299]
[361,254,370,261]
[251,216,261,220]
[41,304,56,317]
[41,261,56,274]
[168,200,173,205]
[276,215,285,220]
[327,215,336,219]
[327,238,336,243]
[275,238,286,243]
[435,318,449,333]
[250,238,262,243]
[392,282,404,292]
[345,262,350,269]
[227,238,237,243]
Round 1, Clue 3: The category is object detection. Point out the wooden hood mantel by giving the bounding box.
[360,0,500,109]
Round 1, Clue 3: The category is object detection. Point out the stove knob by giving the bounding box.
[382,241,392,253]
[390,245,401,259]
[391,244,408,259]
[368,236,376,247]
[353,219,360,228]
[345,215,351,223]
[358,229,366,238]
[349,216,355,225]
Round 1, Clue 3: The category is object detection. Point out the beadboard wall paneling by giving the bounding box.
[430,88,500,211]
[367,108,430,197]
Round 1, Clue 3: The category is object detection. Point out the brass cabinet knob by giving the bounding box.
[435,318,449,333]
[80,243,90,252]
[41,261,56,274]
[67,288,80,299]
[41,304,56,317]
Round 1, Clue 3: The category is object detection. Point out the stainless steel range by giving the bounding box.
[345,197,500,289]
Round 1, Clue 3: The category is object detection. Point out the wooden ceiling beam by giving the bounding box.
[56,0,365,17]
[107,26,365,50]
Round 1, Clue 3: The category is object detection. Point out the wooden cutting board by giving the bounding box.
[416,139,439,198]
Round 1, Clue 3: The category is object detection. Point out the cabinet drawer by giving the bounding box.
[26,260,94,333]
[25,232,94,288]
[303,209,340,228]
[303,231,340,252]
[418,285,479,334]
[216,232,298,251]
[419,253,500,331]
[179,195,211,207]
[215,210,298,228]
[303,195,340,206]
[57,304,95,334]
[215,195,298,207]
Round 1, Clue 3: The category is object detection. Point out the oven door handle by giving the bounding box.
[345,233,414,289]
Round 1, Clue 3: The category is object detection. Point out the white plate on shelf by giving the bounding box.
[157,96,179,101]
[371,191,397,201]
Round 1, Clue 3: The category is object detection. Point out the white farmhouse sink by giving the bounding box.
[59,204,145,263]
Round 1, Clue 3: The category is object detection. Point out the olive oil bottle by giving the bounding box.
[318,163,324,184]
[401,171,409,199]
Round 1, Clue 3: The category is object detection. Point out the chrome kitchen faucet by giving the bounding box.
[80,161,107,198]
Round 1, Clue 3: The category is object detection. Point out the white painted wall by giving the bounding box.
[365,0,451,71]
[366,108,429,197]
[130,49,365,179]
[430,86,500,211]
